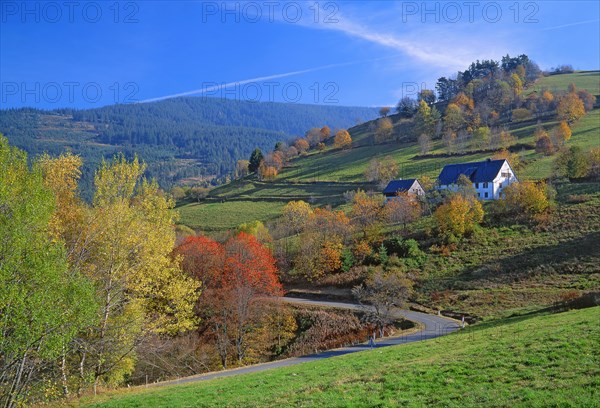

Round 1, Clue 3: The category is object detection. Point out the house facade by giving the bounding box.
[437,159,518,200]
[383,179,425,201]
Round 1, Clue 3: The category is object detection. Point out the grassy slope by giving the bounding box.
[177,71,600,232]
[417,182,600,317]
[82,307,600,407]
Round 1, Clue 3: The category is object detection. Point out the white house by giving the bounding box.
[382,179,425,201]
[437,159,518,200]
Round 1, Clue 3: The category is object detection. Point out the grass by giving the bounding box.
[177,71,600,232]
[176,200,285,231]
[80,306,600,407]
[414,183,600,316]
[530,70,600,95]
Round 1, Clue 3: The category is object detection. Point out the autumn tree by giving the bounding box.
[222,233,283,364]
[364,156,398,187]
[306,127,323,147]
[442,130,457,153]
[456,174,477,199]
[434,195,484,240]
[72,155,199,393]
[443,103,464,133]
[495,181,550,220]
[175,235,224,293]
[237,220,272,244]
[383,193,422,227]
[258,162,278,180]
[352,270,412,338]
[177,233,282,368]
[414,100,440,139]
[294,209,351,280]
[554,121,572,145]
[320,125,332,140]
[334,129,352,149]
[294,138,310,154]
[351,190,385,241]
[236,160,250,178]
[557,92,585,124]
[375,117,394,143]
[535,127,556,156]
[492,149,522,172]
[577,89,596,112]
[0,138,96,406]
[282,200,313,236]
[537,90,555,116]
[379,106,391,117]
[509,73,523,97]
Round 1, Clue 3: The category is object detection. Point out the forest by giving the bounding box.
[0,98,378,199]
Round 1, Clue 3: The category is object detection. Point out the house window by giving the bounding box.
[483,182,488,188]
[477,193,481,198]
[485,192,489,198]
[476,183,480,188]
[501,172,511,178]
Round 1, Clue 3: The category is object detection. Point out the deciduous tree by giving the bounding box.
[334,129,352,149]
[557,93,585,123]
[352,270,412,338]
[434,195,484,240]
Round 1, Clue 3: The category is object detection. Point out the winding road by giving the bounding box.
[152,297,461,387]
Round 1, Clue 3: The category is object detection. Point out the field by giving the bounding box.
[176,200,285,231]
[177,71,600,233]
[80,306,600,407]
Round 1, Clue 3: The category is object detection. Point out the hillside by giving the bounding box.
[177,71,600,232]
[175,71,600,321]
[0,99,378,198]
[80,306,600,407]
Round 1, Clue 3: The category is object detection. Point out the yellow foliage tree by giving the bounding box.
[282,200,313,235]
[557,93,585,123]
[555,121,572,145]
[334,129,352,149]
[496,181,550,218]
[43,154,200,392]
[434,195,484,239]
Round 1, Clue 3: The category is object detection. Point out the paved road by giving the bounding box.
[152,298,461,387]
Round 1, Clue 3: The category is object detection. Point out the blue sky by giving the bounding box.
[1,1,599,109]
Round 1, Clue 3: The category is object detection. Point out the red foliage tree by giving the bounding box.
[174,232,282,367]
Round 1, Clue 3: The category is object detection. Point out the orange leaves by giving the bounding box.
[176,232,282,298]
[294,138,309,153]
[555,121,572,144]
[223,232,282,297]
[557,92,585,124]
[333,129,352,149]
[175,235,224,287]
[319,241,343,274]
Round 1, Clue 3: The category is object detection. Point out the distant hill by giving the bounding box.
[0,98,379,198]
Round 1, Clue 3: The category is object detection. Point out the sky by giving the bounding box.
[1,0,599,109]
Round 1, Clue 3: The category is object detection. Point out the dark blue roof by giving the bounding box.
[383,179,418,194]
[438,159,506,185]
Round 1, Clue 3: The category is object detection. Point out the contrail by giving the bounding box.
[541,19,599,31]
[137,59,379,103]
